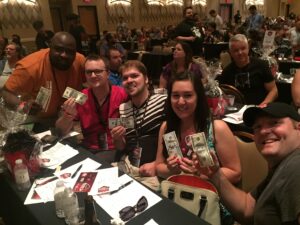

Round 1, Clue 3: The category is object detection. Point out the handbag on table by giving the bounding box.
[161,174,221,225]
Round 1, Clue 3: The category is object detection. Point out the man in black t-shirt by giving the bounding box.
[173,6,203,56]
[218,34,278,106]
[198,102,300,225]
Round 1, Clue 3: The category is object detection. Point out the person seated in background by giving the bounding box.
[218,34,278,106]
[56,55,127,163]
[203,22,223,44]
[11,34,27,56]
[111,60,167,178]
[2,32,85,119]
[32,20,54,50]
[291,69,300,109]
[196,102,300,225]
[0,36,8,60]
[0,42,23,75]
[156,71,241,185]
[99,33,126,59]
[107,47,123,86]
[159,41,205,89]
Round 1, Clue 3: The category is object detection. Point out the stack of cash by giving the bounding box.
[35,87,51,110]
[163,131,183,157]
[190,132,214,167]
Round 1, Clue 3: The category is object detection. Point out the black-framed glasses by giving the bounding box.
[119,196,148,221]
[85,69,107,76]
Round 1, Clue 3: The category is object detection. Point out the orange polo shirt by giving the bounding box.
[5,49,85,118]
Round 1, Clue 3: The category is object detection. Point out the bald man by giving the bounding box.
[3,32,85,119]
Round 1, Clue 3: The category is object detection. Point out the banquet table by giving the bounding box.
[0,138,209,225]
[277,59,300,75]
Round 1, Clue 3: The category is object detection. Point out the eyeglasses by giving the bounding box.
[119,196,148,221]
[85,69,107,76]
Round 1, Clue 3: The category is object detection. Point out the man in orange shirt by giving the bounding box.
[3,32,85,119]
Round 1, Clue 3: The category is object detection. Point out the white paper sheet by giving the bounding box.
[144,219,159,225]
[89,167,119,196]
[34,130,79,141]
[223,105,253,124]
[39,143,79,169]
[24,176,58,205]
[93,174,162,223]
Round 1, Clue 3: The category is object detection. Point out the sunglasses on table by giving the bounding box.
[119,196,148,221]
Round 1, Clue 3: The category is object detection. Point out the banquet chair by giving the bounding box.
[234,132,268,192]
[219,84,246,105]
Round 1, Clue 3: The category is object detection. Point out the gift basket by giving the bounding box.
[202,61,227,117]
[0,96,42,177]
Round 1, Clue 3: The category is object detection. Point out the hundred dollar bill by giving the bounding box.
[190,132,214,167]
[35,86,51,110]
[163,131,183,157]
[62,87,87,105]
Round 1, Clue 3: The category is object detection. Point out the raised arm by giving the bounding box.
[292,70,300,107]
[55,98,77,136]
[260,80,278,107]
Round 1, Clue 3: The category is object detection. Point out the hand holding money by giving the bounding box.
[61,98,77,119]
[63,87,87,105]
[190,133,214,168]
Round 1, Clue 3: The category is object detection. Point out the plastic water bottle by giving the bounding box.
[63,187,79,225]
[14,159,31,191]
[54,180,66,218]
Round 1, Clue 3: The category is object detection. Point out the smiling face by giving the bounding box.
[253,116,300,166]
[229,40,250,68]
[85,59,109,88]
[122,67,148,97]
[49,33,76,71]
[171,80,197,121]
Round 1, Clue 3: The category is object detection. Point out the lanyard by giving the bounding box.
[132,95,150,146]
[92,88,110,129]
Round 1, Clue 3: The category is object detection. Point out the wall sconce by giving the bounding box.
[108,0,132,6]
[0,0,37,5]
[192,0,206,6]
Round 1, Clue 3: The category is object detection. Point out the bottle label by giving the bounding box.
[15,169,30,184]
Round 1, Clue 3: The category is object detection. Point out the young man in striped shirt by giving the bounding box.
[111,60,167,177]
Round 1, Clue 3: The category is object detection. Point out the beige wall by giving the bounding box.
[1,0,300,52]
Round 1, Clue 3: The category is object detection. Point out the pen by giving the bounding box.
[71,164,82,178]
[110,180,134,195]
[35,176,58,186]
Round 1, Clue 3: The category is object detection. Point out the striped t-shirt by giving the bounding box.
[119,93,167,165]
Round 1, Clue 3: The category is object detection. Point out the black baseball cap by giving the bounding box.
[243,102,300,127]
